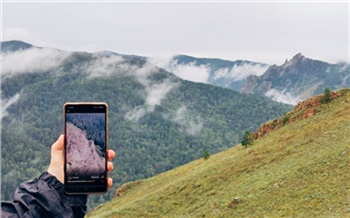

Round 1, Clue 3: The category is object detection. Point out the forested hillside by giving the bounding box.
[1,40,291,209]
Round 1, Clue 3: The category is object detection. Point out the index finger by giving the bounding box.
[107,149,116,160]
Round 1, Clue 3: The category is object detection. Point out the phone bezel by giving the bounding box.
[63,102,108,194]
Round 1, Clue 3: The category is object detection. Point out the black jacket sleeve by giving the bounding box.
[1,172,87,218]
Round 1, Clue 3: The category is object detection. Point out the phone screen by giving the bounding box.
[64,103,108,194]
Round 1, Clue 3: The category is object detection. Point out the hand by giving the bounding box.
[47,134,116,188]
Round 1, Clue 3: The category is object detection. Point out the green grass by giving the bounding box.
[88,89,350,218]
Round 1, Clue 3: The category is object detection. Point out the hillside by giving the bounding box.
[88,88,350,217]
[1,40,291,209]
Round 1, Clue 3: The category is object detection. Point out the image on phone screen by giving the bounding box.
[64,103,107,194]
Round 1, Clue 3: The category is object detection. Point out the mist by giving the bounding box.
[2,47,70,77]
[149,56,271,85]
[86,54,125,77]
[2,46,183,122]
[85,57,181,121]
[126,78,179,122]
[127,68,180,121]
[171,106,203,135]
[148,57,211,83]
[265,89,300,105]
[1,93,21,119]
[213,63,269,81]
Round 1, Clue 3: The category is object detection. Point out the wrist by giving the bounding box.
[40,171,88,205]
[47,165,64,183]
[39,171,64,190]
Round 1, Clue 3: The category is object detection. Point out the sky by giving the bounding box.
[1,1,349,65]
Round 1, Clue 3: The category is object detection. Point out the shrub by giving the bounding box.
[321,87,331,104]
[203,150,210,160]
[241,131,253,147]
[282,115,290,125]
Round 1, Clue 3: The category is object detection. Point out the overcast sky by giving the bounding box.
[1,1,349,65]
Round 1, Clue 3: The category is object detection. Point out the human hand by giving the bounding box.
[47,134,116,188]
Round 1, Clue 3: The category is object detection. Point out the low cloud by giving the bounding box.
[2,47,70,77]
[145,80,176,107]
[149,57,210,83]
[84,56,181,121]
[213,63,269,81]
[149,57,269,84]
[126,77,179,122]
[137,64,180,113]
[1,93,21,119]
[2,47,180,121]
[171,106,203,135]
[265,89,300,105]
[86,55,125,77]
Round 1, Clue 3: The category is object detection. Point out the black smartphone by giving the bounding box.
[64,102,108,194]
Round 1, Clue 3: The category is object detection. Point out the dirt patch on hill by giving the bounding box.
[114,180,143,198]
[252,91,340,140]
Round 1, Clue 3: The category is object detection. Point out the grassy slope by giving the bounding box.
[89,89,350,218]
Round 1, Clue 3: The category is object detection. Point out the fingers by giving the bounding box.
[108,177,113,188]
[107,149,116,160]
[107,150,115,189]
[107,161,114,172]
[107,150,115,172]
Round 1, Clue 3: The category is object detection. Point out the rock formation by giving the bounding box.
[66,122,105,177]
[252,91,340,140]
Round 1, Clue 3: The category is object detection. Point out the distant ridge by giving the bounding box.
[241,53,350,103]
[1,40,34,53]
[3,40,349,105]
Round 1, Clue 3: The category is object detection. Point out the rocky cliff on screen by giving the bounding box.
[66,122,105,176]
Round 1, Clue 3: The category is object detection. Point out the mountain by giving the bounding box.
[241,53,350,104]
[88,88,350,217]
[149,54,270,91]
[150,54,350,105]
[1,40,34,53]
[1,40,291,209]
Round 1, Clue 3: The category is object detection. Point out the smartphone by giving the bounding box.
[64,102,108,194]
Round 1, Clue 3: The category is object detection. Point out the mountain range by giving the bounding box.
[150,53,350,104]
[1,40,291,209]
[242,53,350,104]
[149,54,269,91]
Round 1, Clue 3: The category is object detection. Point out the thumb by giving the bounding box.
[51,134,64,155]
[48,135,65,183]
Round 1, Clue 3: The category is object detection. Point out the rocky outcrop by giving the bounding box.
[252,119,281,139]
[66,122,105,176]
[252,91,340,140]
[291,91,340,112]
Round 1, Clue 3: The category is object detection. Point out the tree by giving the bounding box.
[241,131,253,147]
[282,115,290,126]
[322,87,331,104]
[203,150,210,160]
